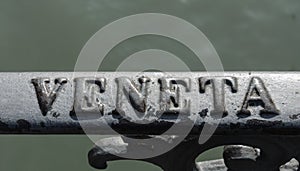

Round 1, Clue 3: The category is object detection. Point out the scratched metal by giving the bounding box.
[195,159,298,171]
[0,72,299,135]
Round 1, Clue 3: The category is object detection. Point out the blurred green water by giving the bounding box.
[0,0,300,170]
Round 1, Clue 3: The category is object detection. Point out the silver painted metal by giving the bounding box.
[0,72,300,135]
[1,72,300,171]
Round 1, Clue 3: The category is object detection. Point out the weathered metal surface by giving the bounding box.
[196,158,299,171]
[88,136,300,171]
[2,72,300,170]
[223,145,299,171]
[0,72,300,135]
[196,159,227,171]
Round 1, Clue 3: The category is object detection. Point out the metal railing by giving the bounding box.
[0,72,299,171]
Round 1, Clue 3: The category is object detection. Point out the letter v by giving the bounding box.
[32,78,67,116]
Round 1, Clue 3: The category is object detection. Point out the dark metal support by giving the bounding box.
[88,135,300,171]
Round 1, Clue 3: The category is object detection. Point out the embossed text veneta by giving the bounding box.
[31,75,280,120]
